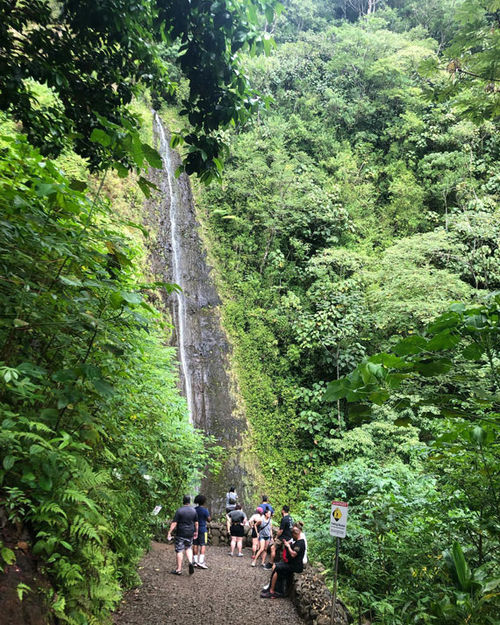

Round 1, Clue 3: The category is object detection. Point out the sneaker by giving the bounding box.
[260,590,272,598]
[263,563,273,570]
[262,583,270,591]
[188,562,195,575]
[261,563,268,568]
[228,552,233,556]
[237,553,244,557]
[271,591,283,599]
[197,562,208,569]
[251,561,256,567]
[170,570,182,575]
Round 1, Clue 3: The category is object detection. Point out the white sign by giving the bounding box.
[152,505,162,516]
[329,501,348,538]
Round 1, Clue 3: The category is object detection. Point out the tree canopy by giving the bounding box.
[0,0,278,176]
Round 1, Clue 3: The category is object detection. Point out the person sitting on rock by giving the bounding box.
[225,486,238,513]
[260,523,306,598]
[193,494,211,569]
[226,503,247,557]
[265,505,293,570]
[248,506,264,562]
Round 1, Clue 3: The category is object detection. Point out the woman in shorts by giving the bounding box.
[226,504,247,556]
[252,507,272,567]
[248,506,264,562]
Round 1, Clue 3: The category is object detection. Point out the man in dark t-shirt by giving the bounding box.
[167,495,198,576]
[261,524,306,598]
[265,505,293,569]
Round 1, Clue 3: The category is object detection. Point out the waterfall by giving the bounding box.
[150,113,260,516]
[154,113,194,422]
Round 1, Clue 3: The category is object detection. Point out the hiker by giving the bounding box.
[260,494,274,516]
[252,507,272,567]
[260,524,306,598]
[225,486,238,513]
[248,506,264,562]
[295,520,308,566]
[265,505,293,570]
[193,494,211,569]
[226,503,247,557]
[167,495,198,576]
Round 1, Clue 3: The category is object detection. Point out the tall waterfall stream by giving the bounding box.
[150,113,259,515]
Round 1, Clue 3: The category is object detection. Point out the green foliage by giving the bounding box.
[0,131,213,623]
[194,3,499,623]
[421,0,500,122]
[0,0,280,179]
[301,458,499,624]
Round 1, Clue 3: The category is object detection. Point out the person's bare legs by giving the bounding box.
[252,539,265,565]
[237,538,243,555]
[270,570,278,593]
[199,544,206,565]
[269,543,276,565]
[230,537,236,555]
[176,551,183,572]
[261,539,270,565]
[255,539,269,565]
[252,537,259,560]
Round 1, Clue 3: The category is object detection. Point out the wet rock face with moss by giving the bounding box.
[146,118,260,515]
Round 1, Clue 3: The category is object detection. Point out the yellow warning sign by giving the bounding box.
[330,501,348,538]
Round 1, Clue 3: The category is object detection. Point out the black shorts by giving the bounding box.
[230,524,245,537]
[193,531,207,546]
[251,527,258,539]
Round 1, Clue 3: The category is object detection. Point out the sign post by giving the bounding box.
[329,501,348,625]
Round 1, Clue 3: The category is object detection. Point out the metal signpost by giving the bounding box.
[329,501,348,625]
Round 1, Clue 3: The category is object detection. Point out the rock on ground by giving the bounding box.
[113,542,305,625]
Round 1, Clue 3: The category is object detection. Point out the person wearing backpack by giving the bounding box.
[225,486,238,513]
[264,505,293,570]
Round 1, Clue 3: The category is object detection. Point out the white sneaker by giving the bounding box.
[197,562,208,569]
[237,553,244,557]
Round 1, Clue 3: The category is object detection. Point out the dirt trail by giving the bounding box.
[114,542,305,625]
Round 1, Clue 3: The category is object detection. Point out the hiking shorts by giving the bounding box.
[174,536,193,552]
[230,524,245,537]
[193,532,207,546]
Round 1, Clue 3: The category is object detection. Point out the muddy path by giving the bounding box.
[113,542,305,625]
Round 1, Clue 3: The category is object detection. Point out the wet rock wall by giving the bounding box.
[144,114,260,517]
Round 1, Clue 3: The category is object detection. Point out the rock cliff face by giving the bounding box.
[146,114,259,516]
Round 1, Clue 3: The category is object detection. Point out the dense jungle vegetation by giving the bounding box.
[0,0,278,623]
[0,0,498,624]
[193,0,500,622]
